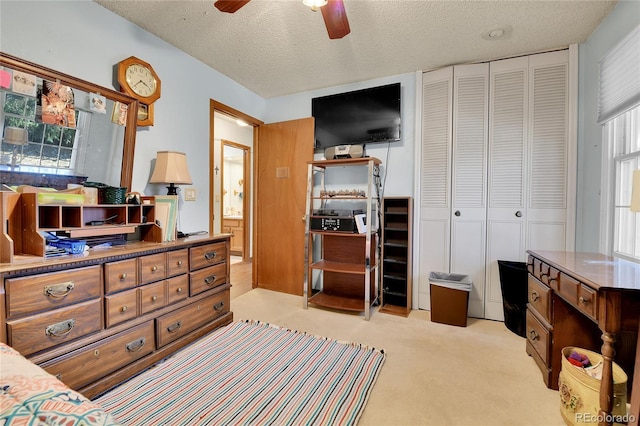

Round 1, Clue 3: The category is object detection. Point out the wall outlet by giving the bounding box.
[185,187,196,201]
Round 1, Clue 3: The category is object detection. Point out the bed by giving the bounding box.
[0,342,118,425]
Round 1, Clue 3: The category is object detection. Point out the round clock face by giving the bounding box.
[125,64,157,98]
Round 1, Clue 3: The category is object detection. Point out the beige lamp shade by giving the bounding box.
[631,169,640,212]
[3,127,28,145]
[150,151,193,195]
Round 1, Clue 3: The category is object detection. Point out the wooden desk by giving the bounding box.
[526,250,640,426]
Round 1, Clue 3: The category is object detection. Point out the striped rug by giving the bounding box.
[95,320,385,425]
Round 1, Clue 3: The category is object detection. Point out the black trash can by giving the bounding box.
[497,260,528,337]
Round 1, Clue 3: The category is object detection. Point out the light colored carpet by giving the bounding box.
[231,288,564,426]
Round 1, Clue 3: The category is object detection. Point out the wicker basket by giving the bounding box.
[558,347,627,425]
[100,186,127,204]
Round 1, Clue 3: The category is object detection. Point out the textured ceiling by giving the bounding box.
[94,0,616,98]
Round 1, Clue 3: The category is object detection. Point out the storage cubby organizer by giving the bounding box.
[0,192,162,263]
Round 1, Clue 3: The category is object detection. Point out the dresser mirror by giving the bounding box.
[0,52,137,190]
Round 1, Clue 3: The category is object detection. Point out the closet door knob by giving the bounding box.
[515,211,523,217]
[454,210,461,217]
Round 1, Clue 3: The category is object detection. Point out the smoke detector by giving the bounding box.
[482,25,512,41]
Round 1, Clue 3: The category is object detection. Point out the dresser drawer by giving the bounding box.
[42,321,155,390]
[105,288,138,328]
[167,249,189,277]
[140,252,167,284]
[139,281,166,315]
[190,242,227,271]
[156,290,229,347]
[525,309,550,365]
[190,263,227,296]
[167,275,189,305]
[527,275,551,323]
[7,299,102,356]
[104,258,138,294]
[6,266,101,318]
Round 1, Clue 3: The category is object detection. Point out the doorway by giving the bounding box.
[221,140,250,259]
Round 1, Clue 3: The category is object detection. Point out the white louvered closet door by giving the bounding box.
[485,56,528,321]
[527,50,570,252]
[450,63,489,319]
[418,67,452,310]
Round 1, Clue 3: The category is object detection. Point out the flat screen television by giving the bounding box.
[312,83,401,150]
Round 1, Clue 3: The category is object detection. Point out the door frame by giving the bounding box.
[221,139,251,259]
[210,100,263,281]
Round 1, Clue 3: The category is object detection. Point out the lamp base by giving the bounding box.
[166,184,178,195]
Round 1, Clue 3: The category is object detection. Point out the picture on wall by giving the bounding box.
[11,70,36,96]
[89,92,107,114]
[41,80,76,127]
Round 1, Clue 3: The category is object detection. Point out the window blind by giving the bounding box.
[598,25,640,124]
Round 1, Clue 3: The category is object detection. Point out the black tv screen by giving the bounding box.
[312,83,401,149]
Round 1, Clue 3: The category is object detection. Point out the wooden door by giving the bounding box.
[255,118,314,295]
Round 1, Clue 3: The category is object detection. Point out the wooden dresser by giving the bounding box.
[0,234,232,399]
[526,250,640,425]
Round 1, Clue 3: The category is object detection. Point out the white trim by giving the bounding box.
[599,123,614,255]
[412,70,423,310]
[567,44,578,251]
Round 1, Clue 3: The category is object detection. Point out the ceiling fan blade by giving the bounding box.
[214,0,250,13]
[320,0,350,39]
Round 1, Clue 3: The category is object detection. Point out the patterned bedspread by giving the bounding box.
[0,343,119,425]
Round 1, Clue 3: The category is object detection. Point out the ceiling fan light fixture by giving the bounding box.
[303,0,328,12]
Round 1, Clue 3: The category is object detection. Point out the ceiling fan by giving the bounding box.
[213,0,351,39]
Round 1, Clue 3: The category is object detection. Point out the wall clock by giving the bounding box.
[116,56,161,126]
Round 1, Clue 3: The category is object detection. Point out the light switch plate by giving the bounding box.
[185,187,196,201]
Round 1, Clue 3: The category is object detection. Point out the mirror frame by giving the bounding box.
[0,52,138,190]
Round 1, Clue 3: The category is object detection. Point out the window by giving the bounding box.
[1,91,80,170]
[604,105,640,262]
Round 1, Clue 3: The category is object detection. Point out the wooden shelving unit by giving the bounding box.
[379,197,412,316]
[302,157,381,320]
[0,192,162,263]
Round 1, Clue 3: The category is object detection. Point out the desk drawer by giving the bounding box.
[528,275,551,323]
[140,253,166,284]
[104,258,138,294]
[7,299,102,356]
[156,290,229,347]
[43,321,155,390]
[6,266,101,318]
[105,288,138,328]
[190,263,227,296]
[577,284,598,320]
[190,241,226,271]
[526,309,550,365]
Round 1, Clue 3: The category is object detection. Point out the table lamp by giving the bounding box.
[2,127,28,167]
[149,151,193,195]
[631,169,640,212]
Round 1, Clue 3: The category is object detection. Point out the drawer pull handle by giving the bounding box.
[204,251,217,260]
[177,287,183,293]
[167,321,182,333]
[214,301,225,311]
[126,337,146,352]
[45,319,75,337]
[44,282,74,298]
[55,373,62,380]
[204,275,217,286]
[120,273,127,280]
[579,296,590,305]
[529,329,539,341]
[530,291,540,302]
[151,295,158,302]
[177,260,183,266]
[151,266,158,272]
[121,305,128,313]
